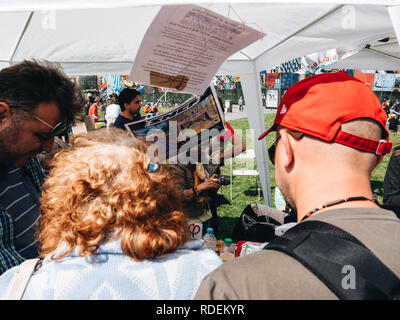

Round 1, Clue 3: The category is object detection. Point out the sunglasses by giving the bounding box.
[11,105,68,138]
[268,130,304,165]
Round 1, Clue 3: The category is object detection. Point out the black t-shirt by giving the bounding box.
[113,114,142,131]
[383,152,400,206]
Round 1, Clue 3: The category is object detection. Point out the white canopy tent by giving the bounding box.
[1,0,400,206]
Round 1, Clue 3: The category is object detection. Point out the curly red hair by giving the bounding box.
[37,128,189,261]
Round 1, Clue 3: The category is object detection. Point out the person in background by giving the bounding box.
[143,105,151,117]
[203,97,247,230]
[147,106,158,118]
[0,129,222,299]
[206,121,247,175]
[85,95,94,116]
[0,60,83,274]
[168,162,222,235]
[105,93,121,128]
[393,99,400,113]
[238,96,244,112]
[388,113,398,132]
[382,98,390,117]
[387,99,392,110]
[114,88,142,131]
[392,99,400,120]
[88,97,100,123]
[205,119,246,234]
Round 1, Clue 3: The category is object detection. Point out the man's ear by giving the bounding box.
[278,130,295,169]
[0,102,12,129]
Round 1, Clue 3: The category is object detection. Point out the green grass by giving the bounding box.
[140,106,170,117]
[215,114,275,239]
[214,114,400,240]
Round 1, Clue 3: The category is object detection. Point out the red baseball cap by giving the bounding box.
[258,71,392,155]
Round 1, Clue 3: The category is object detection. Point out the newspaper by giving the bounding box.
[125,86,225,164]
[130,4,265,95]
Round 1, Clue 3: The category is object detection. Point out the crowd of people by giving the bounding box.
[0,60,399,300]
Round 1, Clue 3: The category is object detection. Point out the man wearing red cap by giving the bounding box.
[195,72,400,300]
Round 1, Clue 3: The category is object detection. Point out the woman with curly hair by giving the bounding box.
[0,128,222,300]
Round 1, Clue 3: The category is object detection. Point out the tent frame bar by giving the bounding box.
[10,11,34,64]
[254,4,344,61]
[366,47,400,61]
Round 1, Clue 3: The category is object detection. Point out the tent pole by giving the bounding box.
[238,61,273,207]
[366,47,400,61]
[10,12,34,64]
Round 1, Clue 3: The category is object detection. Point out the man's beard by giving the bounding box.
[129,107,140,118]
[0,124,22,169]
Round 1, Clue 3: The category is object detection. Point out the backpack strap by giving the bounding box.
[264,220,400,300]
[3,258,42,300]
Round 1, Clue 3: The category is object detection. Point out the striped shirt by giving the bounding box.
[0,158,45,275]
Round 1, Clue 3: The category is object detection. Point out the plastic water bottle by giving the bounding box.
[220,238,235,262]
[202,227,217,251]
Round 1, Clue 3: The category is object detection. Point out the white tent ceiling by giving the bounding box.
[1,1,399,74]
[1,0,400,205]
[333,38,400,70]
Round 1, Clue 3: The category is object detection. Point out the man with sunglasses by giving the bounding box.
[196,71,400,300]
[0,60,83,274]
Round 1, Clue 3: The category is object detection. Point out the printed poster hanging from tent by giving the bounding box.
[298,49,339,74]
[130,4,264,95]
[296,46,365,75]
